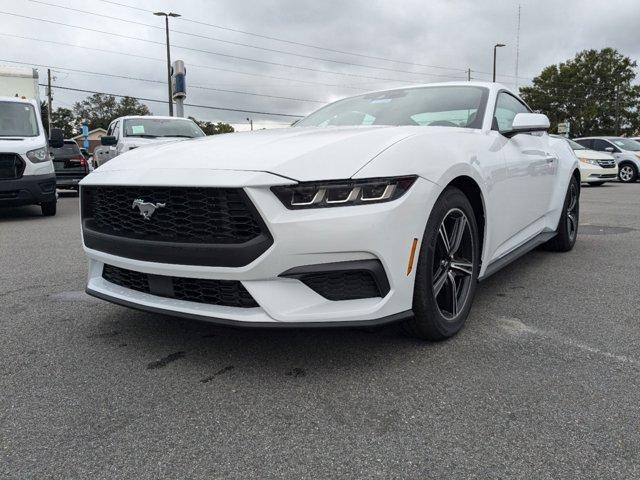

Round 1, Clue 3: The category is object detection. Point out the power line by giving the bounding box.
[41,84,306,118]
[0,11,438,85]
[0,32,369,91]
[0,57,327,103]
[29,0,467,81]
[95,0,469,73]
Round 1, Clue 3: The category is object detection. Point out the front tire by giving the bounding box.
[618,163,638,183]
[405,187,480,341]
[41,200,57,217]
[544,175,579,252]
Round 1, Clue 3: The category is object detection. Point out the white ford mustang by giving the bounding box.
[80,82,579,340]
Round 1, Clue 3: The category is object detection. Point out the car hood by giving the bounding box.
[97,126,420,181]
[574,149,615,160]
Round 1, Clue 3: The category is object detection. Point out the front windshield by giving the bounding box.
[0,101,39,137]
[296,86,488,129]
[566,138,586,150]
[123,118,205,138]
[610,138,640,151]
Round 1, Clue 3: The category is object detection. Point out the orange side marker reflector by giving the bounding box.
[406,238,418,275]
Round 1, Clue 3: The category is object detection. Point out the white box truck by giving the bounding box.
[0,66,63,216]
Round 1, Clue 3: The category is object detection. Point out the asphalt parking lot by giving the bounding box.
[1,184,639,479]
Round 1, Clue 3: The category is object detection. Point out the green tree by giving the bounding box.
[73,94,150,130]
[51,107,77,138]
[188,117,235,135]
[520,48,640,137]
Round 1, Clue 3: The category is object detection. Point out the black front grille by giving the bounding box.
[81,186,273,267]
[0,154,25,180]
[102,264,150,293]
[82,186,264,244]
[102,264,258,308]
[300,271,382,301]
[597,159,616,168]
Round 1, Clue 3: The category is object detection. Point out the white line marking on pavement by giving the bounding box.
[497,317,640,368]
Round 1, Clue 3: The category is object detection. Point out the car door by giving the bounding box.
[490,91,557,255]
[591,138,620,158]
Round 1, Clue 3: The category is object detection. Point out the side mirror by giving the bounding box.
[101,135,117,146]
[502,113,550,138]
[605,147,615,153]
[49,128,64,148]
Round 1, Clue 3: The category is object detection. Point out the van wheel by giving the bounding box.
[404,187,480,341]
[41,200,57,216]
[618,163,638,183]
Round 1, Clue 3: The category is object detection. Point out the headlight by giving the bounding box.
[578,158,600,166]
[26,147,50,163]
[271,176,417,209]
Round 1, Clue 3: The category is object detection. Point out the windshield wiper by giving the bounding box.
[158,134,194,138]
[127,134,159,138]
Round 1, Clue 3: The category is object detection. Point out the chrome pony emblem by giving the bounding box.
[132,198,166,220]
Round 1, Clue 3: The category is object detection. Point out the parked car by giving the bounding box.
[50,140,90,191]
[552,136,617,186]
[80,82,580,340]
[95,116,205,166]
[574,136,640,183]
[0,67,63,216]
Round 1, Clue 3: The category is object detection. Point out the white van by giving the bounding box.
[0,66,64,216]
[94,115,205,166]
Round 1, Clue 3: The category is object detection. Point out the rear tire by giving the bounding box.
[404,187,480,341]
[544,176,579,252]
[41,200,57,217]
[618,163,638,183]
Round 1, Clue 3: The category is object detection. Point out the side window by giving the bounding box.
[112,121,120,140]
[493,92,530,131]
[592,139,615,152]
[575,139,592,149]
[106,122,114,136]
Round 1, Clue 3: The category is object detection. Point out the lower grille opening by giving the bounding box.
[102,264,258,308]
[299,270,382,300]
[280,260,390,301]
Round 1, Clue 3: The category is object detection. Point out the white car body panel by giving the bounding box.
[80,82,578,325]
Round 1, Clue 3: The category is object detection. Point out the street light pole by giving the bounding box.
[154,11,181,116]
[246,117,253,131]
[493,43,506,82]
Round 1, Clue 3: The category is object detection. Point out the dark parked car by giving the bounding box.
[51,140,89,190]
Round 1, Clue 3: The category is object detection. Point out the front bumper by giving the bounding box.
[579,164,618,183]
[83,175,440,325]
[0,173,56,207]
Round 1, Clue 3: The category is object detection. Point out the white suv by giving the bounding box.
[95,116,205,166]
[574,137,640,183]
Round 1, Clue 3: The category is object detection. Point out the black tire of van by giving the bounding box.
[41,199,57,216]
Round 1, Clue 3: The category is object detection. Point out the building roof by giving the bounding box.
[73,128,107,140]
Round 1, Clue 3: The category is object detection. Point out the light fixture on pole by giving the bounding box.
[493,43,506,82]
[154,11,181,116]
[246,117,253,131]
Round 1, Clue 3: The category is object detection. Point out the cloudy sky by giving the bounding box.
[2,0,639,130]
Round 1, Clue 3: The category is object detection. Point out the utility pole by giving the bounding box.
[46,68,52,135]
[467,68,471,81]
[493,43,506,82]
[515,4,521,89]
[614,86,620,136]
[246,117,253,131]
[154,11,181,116]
